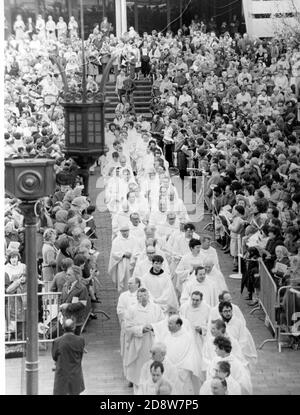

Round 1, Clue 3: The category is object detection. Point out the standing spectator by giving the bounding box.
[59,265,89,335]
[46,16,56,40]
[56,16,67,42]
[68,16,78,39]
[13,14,25,41]
[52,318,85,395]
[42,229,58,283]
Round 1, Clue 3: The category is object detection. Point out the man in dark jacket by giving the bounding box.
[60,265,89,335]
[52,318,85,395]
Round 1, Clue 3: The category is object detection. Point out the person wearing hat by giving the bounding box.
[108,224,137,292]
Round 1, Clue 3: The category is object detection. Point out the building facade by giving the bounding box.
[242,0,300,38]
[5,0,244,38]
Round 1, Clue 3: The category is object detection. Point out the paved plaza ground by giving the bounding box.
[5,170,300,395]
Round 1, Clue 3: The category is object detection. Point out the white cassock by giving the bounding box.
[206,355,252,395]
[208,303,246,327]
[202,332,248,371]
[156,221,179,245]
[175,252,204,293]
[163,327,204,395]
[225,316,258,368]
[116,290,138,364]
[129,222,146,241]
[180,275,219,307]
[133,257,170,280]
[205,266,228,293]
[124,302,164,386]
[166,233,200,282]
[111,212,130,238]
[105,177,123,213]
[108,233,137,292]
[136,378,158,395]
[199,246,220,270]
[180,301,211,357]
[149,210,168,228]
[141,269,178,311]
[200,376,242,395]
[138,358,180,395]
[152,316,193,344]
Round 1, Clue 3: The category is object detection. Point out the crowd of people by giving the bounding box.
[4,10,300,395]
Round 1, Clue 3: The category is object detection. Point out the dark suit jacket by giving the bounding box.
[52,332,85,395]
[60,281,89,326]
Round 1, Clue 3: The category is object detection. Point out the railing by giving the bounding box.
[5,291,92,345]
[250,259,279,349]
[277,285,300,352]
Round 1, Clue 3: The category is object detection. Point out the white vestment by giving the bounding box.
[138,357,180,394]
[180,275,219,307]
[108,234,137,292]
[124,302,164,385]
[175,252,204,293]
[141,269,178,311]
[205,266,228,294]
[208,303,246,327]
[199,246,220,270]
[180,301,211,356]
[206,355,252,395]
[117,290,138,361]
[225,316,258,367]
[202,332,248,371]
[163,327,204,394]
[199,376,242,395]
[133,257,170,280]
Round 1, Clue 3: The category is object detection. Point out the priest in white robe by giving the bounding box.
[108,225,137,292]
[162,315,204,394]
[156,212,179,244]
[111,202,131,238]
[140,255,178,312]
[133,245,170,279]
[206,335,253,395]
[208,290,246,327]
[202,318,248,371]
[199,234,220,270]
[203,259,228,294]
[138,342,180,395]
[152,305,193,343]
[124,288,164,391]
[129,212,145,241]
[180,290,211,359]
[200,360,241,395]
[175,238,203,293]
[117,277,141,371]
[137,361,165,395]
[218,301,257,368]
[180,266,219,307]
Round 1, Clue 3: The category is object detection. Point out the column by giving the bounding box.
[22,202,39,395]
[134,1,138,33]
[166,0,171,29]
[179,0,183,28]
[115,0,127,38]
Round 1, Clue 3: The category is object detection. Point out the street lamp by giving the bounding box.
[5,158,56,395]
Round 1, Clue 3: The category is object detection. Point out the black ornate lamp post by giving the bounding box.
[5,158,56,395]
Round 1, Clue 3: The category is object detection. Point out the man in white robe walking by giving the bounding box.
[108,225,137,292]
[124,288,164,392]
[117,277,141,371]
[140,255,178,312]
[138,342,180,394]
[175,238,203,294]
[133,245,170,279]
[219,301,257,368]
[180,290,211,359]
[162,315,204,394]
[180,266,219,307]
[200,360,241,395]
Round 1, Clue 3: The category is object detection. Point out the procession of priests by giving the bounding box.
[104,122,257,396]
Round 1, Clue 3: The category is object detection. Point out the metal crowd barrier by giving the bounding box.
[5,291,92,345]
[277,285,300,352]
[250,259,279,350]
